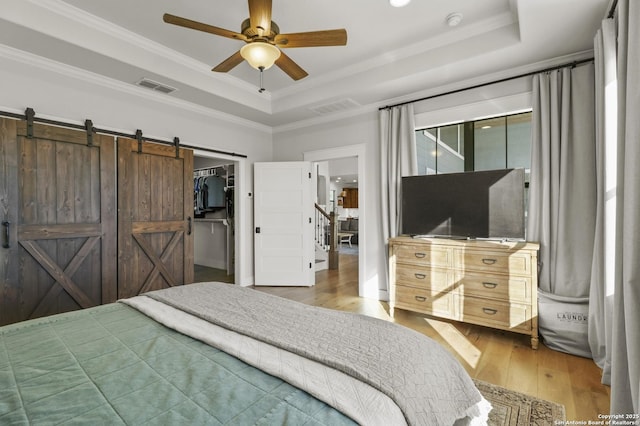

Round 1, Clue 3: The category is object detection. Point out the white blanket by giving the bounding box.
[123,282,491,425]
[123,296,407,426]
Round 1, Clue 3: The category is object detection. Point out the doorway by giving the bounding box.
[192,152,241,284]
[304,144,366,297]
[315,158,359,264]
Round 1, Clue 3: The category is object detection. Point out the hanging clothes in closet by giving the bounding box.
[194,169,226,217]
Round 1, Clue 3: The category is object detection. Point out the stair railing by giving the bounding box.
[314,203,338,269]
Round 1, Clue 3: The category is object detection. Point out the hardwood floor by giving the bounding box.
[194,264,234,284]
[254,251,611,422]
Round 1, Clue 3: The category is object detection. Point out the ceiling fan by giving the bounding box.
[163,0,347,86]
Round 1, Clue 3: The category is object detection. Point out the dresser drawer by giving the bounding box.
[389,237,539,349]
[457,250,532,276]
[457,272,531,303]
[395,285,456,318]
[459,296,531,333]
[393,244,451,268]
[395,266,453,291]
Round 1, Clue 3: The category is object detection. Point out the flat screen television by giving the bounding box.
[401,168,525,240]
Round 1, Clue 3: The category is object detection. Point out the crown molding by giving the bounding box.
[11,0,522,127]
[376,49,594,110]
[20,0,272,109]
[272,11,517,104]
[0,43,272,134]
[272,104,376,134]
[273,49,594,133]
[29,0,251,91]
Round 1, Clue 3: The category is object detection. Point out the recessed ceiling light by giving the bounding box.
[390,0,411,7]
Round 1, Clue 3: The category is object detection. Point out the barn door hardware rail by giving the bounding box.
[85,119,94,146]
[0,108,248,158]
[25,107,35,138]
[136,129,143,153]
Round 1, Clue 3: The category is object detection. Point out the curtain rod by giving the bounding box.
[379,57,594,111]
[0,108,248,159]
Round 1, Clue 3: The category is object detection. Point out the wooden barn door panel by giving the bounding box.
[117,138,193,299]
[0,118,116,326]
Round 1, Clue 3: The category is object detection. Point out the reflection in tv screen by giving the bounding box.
[401,168,525,240]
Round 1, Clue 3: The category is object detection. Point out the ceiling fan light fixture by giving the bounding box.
[240,42,281,70]
[389,0,411,7]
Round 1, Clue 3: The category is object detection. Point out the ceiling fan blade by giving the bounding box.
[212,50,245,73]
[274,29,347,48]
[248,0,272,36]
[163,13,247,42]
[275,51,308,81]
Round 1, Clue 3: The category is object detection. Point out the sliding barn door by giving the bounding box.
[117,137,194,298]
[0,118,116,326]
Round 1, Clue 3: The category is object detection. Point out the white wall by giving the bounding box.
[0,52,273,286]
[315,161,330,207]
[413,76,533,127]
[272,78,534,298]
[273,112,386,298]
[329,157,358,178]
[194,221,228,269]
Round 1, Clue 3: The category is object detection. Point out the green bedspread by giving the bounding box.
[0,303,355,425]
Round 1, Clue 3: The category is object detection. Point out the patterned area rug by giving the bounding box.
[474,379,566,425]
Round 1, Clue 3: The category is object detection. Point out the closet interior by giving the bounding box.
[193,157,235,283]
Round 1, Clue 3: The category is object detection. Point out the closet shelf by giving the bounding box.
[194,218,229,225]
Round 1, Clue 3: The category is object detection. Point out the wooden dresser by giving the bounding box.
[389,236,540,349]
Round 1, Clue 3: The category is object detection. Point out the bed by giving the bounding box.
[0,282,491,425]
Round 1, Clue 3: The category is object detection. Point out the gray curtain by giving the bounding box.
[588,17,617,385]
[589,0,639,415]
[379,104,418,243]
[528,64,597,298]
[609,0,640,415]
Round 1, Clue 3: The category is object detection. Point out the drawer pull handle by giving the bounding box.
[415,296,427,302]
[482,282,498,289]
[414,252,426,258]
[414,273,426,279]
[482,308,498,315]
[482,258,497,265]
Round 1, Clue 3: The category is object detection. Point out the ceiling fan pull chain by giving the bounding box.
[258,66,266,93]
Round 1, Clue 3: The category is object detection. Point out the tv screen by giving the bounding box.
[401,168,525,240]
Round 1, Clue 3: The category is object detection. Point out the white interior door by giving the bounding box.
[254,162,314,286]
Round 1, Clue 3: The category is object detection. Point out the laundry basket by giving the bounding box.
[537,289,591,358]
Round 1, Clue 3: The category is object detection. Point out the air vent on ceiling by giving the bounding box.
[308,98,360,115]
[136,78,177,94]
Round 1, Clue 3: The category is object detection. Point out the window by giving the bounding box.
[416,111,532,177]
[416,124,465,174]
[416,111,532,224]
